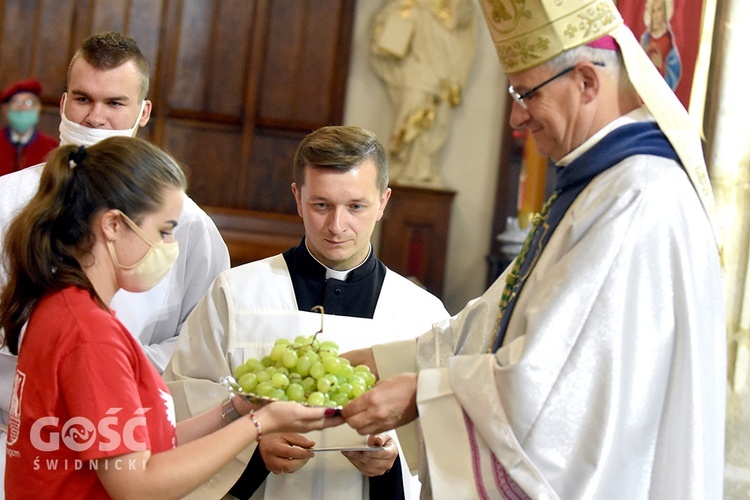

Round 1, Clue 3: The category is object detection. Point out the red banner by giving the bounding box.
[616,0,703,107]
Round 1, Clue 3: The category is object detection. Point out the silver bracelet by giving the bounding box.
[221,394,241,426]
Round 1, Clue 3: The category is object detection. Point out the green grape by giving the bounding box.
[300,376,317,395]
[272,372,290,389]
[305,351,320,366]
[256,370,272,383]
[234,362,252,380]
[363,372,376,387]
[353,364,372,375]
[317,376,333,393]
[281,349,299,369]
[319,350,337,361]
[274,338,292,346]
[238,372,258,392]
[261,355,273,367]
[286,383,305,402]
[270,388,287,401]
[338,382,353,397]
[310,361,325,380]
[331,393,350,407]
[269,343,287,362]
[319,340,339,351]
[322,373,339,391]
[295,355,312,376]
[307,391,326,406]
[337,364,354,379]
[322,356,341,374]
[255,381,275,397]
[350,377,366,397]
[275,366,289,376]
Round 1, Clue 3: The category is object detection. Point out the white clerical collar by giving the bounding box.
[556,106,655,167]
[304,242,372,280]
[10,128,34,145]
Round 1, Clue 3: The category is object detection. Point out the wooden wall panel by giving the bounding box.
[36,0,76,97]
[206,0,255,117]
[170,0,217,113]
[0,0,38,81]
[90,0,130,33]
[162,122,245,207]
[246,132,304,214]
[258,0,352,129]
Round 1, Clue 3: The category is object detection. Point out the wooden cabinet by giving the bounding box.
[378,184,456,299]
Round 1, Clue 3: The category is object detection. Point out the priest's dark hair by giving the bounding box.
[293,125,389,193]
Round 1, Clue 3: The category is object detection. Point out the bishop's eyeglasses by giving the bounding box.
[508,62,605,110]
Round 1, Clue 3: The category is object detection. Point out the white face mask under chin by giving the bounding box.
[58,95,146,147]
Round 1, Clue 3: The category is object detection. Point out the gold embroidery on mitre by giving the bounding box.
[564,2,618,40]
[480,0,623,74]
[498,37,552,73]
[487,0,531,34]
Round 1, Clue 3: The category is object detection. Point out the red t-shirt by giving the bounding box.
[5,287,177,499]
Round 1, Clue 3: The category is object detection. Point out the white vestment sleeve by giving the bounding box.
[372,338,420,471]
[164,272,250,499]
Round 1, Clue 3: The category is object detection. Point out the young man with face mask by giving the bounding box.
[0,32,230,496]
[0,79,58,176]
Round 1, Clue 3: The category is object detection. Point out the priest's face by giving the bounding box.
[292,159,391,271]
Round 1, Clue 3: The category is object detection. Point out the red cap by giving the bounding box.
[0,79,43,103]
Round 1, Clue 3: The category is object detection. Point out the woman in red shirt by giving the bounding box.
[0,137,341,499]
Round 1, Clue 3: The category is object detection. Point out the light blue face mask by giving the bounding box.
[7,109,39,134]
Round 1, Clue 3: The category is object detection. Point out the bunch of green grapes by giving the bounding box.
[233,336,376,408]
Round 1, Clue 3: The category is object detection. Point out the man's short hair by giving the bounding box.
[67,31,150,101]
[293,125,389,193]
[545,45,631,91]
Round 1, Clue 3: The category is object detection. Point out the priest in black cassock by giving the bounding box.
[164,125,449,500]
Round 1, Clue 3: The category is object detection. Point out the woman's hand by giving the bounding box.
[255,401,344,437]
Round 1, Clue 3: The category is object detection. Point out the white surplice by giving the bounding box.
[164,254,449,499]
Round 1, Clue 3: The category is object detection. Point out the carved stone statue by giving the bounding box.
[371,0,477,187]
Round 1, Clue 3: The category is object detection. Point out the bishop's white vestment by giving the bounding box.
[375,110,726,499]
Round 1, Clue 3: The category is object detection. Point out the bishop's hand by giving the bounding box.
[341,373,418,435]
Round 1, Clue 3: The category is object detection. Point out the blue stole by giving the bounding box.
[491,122,680,352]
